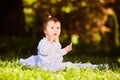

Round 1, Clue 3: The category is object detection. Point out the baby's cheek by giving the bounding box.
[58,33,60,36]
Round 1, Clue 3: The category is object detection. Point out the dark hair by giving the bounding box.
[43,14,60,30]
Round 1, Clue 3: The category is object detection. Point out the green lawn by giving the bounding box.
[0,37,120,80]
[0,60,120,80]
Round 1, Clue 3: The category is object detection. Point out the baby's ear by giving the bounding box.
[44,30,47,34]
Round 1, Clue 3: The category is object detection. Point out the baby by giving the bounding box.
[20,15,100,71]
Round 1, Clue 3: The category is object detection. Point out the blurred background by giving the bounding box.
[0,0,120,60]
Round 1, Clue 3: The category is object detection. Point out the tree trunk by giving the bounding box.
[0,0,25,36]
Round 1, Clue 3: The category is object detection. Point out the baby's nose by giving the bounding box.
[54,29,57,32]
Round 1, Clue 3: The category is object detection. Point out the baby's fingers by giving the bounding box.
[68,43,72,50]
[70,43,72,46]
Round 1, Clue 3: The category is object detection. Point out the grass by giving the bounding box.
[0,59,120,80]
[0,36,120,80]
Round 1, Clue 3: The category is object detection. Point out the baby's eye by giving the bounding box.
[57,27,60,29]
[51,27,54,29]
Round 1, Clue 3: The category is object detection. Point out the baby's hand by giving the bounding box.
[65,43,72,52]
[46,35,55,43]
[55,36,59,41]
[49,37,55,43]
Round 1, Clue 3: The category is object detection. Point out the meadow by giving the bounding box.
[0,58,120,80]
[0,37,120,80]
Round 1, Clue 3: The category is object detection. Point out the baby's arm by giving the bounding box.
[65,43,72,52]
[61,43,72,56]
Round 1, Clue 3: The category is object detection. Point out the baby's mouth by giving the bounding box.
[54,33,57,35]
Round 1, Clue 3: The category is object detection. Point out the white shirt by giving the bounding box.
[19,37,99,71]
[37,37,67,64]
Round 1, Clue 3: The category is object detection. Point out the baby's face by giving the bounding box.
[44,20,61,39]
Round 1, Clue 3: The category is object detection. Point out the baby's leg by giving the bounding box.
[20,55,38,67]
[74,63,98,69]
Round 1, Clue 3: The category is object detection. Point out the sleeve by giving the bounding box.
[56,42,67,56]
[61,48,67,56]
[37,39,52,56]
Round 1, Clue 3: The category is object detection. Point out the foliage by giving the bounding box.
[22,0,120,52]
[0,58,120,80]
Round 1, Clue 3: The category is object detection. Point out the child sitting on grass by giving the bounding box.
[20,15,100,71]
